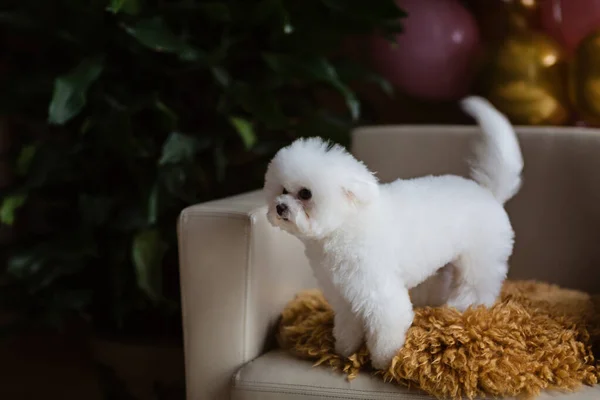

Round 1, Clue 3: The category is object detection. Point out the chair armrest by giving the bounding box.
[177,190,315,400]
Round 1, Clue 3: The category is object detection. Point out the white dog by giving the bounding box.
[264,96,523,370]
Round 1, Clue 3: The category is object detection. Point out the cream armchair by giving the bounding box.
[178,126,600,400]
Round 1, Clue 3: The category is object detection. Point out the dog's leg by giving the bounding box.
[446,252,507,311]
[364,285,413,370]
[332,301,364,357]
[312,267,364,358]
[336,268,414,370]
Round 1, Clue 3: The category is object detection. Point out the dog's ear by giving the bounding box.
[343,177,379,206]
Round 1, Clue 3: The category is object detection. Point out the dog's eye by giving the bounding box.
[282,188,288,195]
[298,188,312,200]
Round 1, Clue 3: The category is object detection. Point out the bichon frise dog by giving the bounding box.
[264,96,523,369]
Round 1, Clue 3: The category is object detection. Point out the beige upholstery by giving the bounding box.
[232,350,600,400]
[178,126,600,400]
[177,191,315,400]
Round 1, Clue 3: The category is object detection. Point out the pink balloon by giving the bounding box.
[541,0,600,53]
[370,0,481,101]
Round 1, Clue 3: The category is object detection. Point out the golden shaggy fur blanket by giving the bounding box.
[277,281,600,399]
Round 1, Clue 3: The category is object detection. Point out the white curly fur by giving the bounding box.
[264,96,523,369]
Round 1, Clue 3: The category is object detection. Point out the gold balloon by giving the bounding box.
[569,30,600,126]
[482,31,569,125]
[505,0,540,30]
[469,0,538,44]
[506,0,539,17]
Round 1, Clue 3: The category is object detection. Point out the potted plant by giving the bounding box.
[0,1,405,398]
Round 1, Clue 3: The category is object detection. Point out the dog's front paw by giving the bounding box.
[368,334,406,370]
[370,353,394,370]
[334,334,362,358]
[370,346,399,370]
[333,312,363,358]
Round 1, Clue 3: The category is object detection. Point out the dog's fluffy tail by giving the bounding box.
[461,96,523,204]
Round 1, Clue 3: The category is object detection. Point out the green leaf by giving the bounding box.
[154,98,178,130]
[335,61,394,97]
[106,0,141,15]
[124,18,204,62]
[48,55,105,125]
[263,54,360,120]
[211,67,230,87]
[80,117,94,135]
[250,0,293,33]
[132,229,168,302]
[0,194,27,225]
[7,252,44,279]
[333,83,360,121]
[159,132,210,166]
[230,117,256,149]
[369,76,394,97]
[33,261,86,292]
[16,144,37,176]
[160,164,195,203]
[147,184,159,225]
[229,83,287,129]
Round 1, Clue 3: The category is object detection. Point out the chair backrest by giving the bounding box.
[352,126,600,293]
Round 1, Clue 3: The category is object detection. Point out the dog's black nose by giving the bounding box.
[276,203,288,216]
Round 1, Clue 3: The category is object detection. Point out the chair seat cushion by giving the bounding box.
[276,283,600,399]
[232,350,600,400]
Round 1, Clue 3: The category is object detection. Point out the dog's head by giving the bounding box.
[264,137,379,239]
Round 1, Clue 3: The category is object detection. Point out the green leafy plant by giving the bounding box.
[0,0,405,338]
